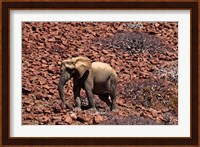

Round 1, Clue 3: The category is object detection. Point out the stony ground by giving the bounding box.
[22,22,178,125]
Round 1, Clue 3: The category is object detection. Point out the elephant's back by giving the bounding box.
[92,62,116,74]
[91,62,117,82]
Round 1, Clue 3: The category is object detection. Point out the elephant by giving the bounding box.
[58,56,118,111]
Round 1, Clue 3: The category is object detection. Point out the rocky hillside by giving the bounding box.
[22,22,178,125]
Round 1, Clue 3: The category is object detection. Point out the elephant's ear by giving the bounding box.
[74,56,92,78]
[62,58,75,70]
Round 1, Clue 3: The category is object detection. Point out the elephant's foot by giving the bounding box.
[110,105,117,112]
[74,107,82,112]
[110,100,117,111]
[111,108,118,112]
[90,107,97,111]
[88,107,98,114]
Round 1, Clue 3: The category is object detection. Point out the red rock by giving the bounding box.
[162,108,170,113]
[41,64,48,68]
[26,107,31,113]
[48,38,55,42]
[88,118,94,125]
[45,95,52,100]
[117,99,125,107]
[48,65,57,74]
[52,116,62,122]
[102,49,109,54]
[123,53,130,57]
[38,76,47,85]
[94,115,103,124]
[64,115,73,124]
[155,22,160,28]
[52,104,61,113]
[166,52,174,57]
[36,94,43,100]
[100,56,106,61]
[45,42,51,48]
[150,59,158,65]
[163,23,171,29]
[158,115,166,121]
[155,117,162,124]
[33,70,40,75]
[53,80,59,85]
[52,75,57,80]
[43,109,51,114]
[159,55,167,60]
[41,59,47,64]
[41,116,50,123]
[37,45,44,49]
[70,113,77,120]
[23,114,34,120]
[151,109,158,118]
[54,55,60,60]
[77,113,91,122]
[43,85,50,90]
[49,89,55,95]
[22,86,32,95]
[77,113,86,122]
[34,104,44,114]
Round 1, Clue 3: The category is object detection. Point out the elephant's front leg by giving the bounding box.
[58,78,68,109]
[73,85,81,111]
[84,83,96,110]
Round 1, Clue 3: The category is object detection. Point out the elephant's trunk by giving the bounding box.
[58,76,68,109]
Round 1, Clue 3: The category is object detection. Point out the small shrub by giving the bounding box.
[123,79,178,114]
[99,114,162,125]
[97,32,173,54]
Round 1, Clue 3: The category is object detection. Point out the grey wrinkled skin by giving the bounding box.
[58,56,118,111]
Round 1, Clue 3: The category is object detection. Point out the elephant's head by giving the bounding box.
[58,56,92,108]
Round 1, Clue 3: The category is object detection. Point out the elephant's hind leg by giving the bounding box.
[73,85,81,111]
[99,93,111,108]
[108,74,117,111]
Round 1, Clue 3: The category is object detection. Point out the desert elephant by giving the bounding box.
[58,56,118,111]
